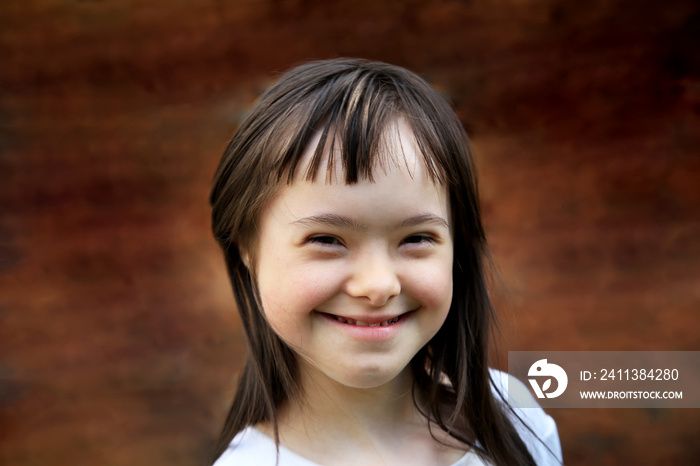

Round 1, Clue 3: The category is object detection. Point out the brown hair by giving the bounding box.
[210,58,536,465]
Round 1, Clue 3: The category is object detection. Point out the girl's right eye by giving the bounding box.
[307,235,343,246]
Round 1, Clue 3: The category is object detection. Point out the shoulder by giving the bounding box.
[213,426,321,466]
[489,369,564,466]
[213,427,278,466]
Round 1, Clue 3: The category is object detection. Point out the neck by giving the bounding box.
[281,364,421,439]
[258,363,469,465]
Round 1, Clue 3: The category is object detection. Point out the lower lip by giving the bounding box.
[318,312,411,342]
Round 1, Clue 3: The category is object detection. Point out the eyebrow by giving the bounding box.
[291,213,449,230]
[397,213,450,228]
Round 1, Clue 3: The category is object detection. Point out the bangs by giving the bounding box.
[262,62,462,186]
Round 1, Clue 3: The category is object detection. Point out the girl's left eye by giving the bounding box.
[402,234,436,245]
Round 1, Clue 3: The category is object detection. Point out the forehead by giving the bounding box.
[292,117,431,185]
[265,120,450,232]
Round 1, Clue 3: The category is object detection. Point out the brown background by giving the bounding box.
[1,0,698,465]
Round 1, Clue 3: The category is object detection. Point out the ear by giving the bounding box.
[239,245,252,270]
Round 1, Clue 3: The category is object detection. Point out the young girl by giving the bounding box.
[209,58,562,465]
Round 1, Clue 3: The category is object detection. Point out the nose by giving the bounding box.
[345,250,401,306]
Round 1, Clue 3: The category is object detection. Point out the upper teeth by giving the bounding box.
[331,315,400,326]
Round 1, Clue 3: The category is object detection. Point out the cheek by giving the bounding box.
[257,263,341,340]
[257,286,303,347]
[261,264,339,310]
[408,260,454,313]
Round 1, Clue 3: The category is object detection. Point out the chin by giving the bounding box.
[328,363,412,391]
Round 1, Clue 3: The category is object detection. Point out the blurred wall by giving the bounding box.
[1,0,698,465]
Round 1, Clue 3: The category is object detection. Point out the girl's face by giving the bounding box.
[250,120,454,391]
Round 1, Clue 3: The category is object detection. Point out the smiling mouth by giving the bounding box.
[323,313,402,327]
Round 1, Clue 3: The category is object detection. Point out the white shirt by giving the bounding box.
[214,371,563,466]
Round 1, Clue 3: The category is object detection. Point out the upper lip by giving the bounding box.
[317,311,409,325]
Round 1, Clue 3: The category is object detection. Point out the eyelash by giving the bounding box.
[306,234,437,247]
[307,235,343,246]
[402,234,436,246]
